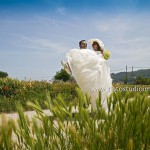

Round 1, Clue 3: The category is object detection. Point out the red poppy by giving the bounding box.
[4,86,8,90]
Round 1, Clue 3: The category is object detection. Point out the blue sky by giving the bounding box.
[0,0,150,80]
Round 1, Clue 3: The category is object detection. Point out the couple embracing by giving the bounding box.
[61,38,113,113]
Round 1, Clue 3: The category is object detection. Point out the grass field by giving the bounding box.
[0,86,149,150]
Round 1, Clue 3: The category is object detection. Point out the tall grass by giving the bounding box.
[0,87,149,150]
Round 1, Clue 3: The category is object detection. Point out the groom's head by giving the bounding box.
[79,40,87,49]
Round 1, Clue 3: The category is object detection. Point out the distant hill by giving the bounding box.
[111,69,150,83]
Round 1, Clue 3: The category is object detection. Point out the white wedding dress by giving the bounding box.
[66,48,113,112]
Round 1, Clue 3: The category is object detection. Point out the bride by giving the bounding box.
[62,38,113,112]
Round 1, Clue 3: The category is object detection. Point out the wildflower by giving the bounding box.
[4,86,8,90]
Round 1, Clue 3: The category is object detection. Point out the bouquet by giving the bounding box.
[103,50,111,60]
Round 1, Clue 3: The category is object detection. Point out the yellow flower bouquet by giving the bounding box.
[103,50,111,60]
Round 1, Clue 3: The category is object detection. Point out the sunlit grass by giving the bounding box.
[0,87,150,149]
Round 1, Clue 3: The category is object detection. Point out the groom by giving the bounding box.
[79,40,87,49]
[61,40,87,74]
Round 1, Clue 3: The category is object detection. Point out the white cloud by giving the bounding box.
[11,35,69,54]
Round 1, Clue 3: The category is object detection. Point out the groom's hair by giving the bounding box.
[79,40,86,46]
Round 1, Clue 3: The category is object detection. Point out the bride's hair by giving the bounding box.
[92,41,103,52]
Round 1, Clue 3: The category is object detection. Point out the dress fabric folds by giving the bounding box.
[66,48,113,112]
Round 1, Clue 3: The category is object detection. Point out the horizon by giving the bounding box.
[0,0,150,80]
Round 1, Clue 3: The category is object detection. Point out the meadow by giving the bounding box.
[0,77,150,149]
[0,77,77,112]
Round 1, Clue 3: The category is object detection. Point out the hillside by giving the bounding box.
[111,69,150,83]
